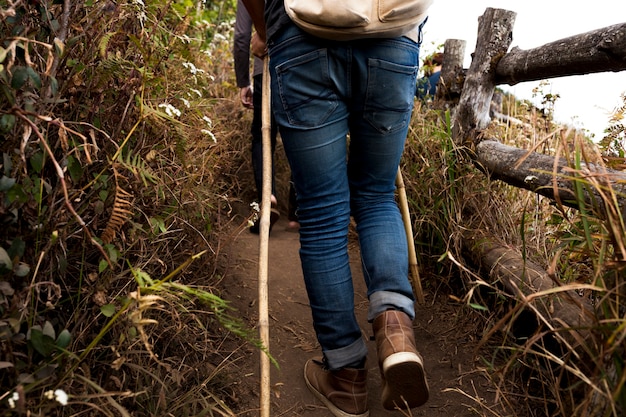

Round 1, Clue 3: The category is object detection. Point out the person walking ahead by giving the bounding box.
[233,0,280,233]
[242,1,432,415]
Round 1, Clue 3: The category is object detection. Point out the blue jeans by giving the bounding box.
[268,23,421,370]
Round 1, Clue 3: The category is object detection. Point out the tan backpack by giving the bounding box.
[284,0,433,41]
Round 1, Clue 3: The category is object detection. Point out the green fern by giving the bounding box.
[118,151,157,187]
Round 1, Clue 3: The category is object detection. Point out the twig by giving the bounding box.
[13,109,113,269]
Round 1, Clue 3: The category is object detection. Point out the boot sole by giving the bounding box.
[381,352,429,410]
[304,362,370,417]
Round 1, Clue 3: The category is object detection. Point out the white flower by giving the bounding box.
[201,129,216,142]
[250,202,260,212]
[54,389,68,405]
[202,116,213,127]
[8,392,19,408]
[181,98,190,108]
[158,103,181,118]
[45,389,68,405]
[189,88,202,97]
[43,389,68,405]
[213,33,227,42]
[183,62,204,75]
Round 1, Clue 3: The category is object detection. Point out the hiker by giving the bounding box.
[233,0,299,233]
[416,51,444,101]
[241,0,431,415]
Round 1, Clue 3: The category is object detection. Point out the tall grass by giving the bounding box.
[0,1,257,415]
[403,91,625,416]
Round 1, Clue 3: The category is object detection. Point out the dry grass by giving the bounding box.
[1,1,624,416]
[0,1,259,415]
[402,92,625,416]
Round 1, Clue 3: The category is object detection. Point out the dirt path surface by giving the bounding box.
[222,214,497,416]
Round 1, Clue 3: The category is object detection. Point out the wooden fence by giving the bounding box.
[431,8,626,351]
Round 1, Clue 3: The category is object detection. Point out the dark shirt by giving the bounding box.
[234,0,263,88]
[264,0,291,42]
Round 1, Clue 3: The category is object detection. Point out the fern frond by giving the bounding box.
[100,166,134,244]
[98,31,117,58]
[118,151,157,187]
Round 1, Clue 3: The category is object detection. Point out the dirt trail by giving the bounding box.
[222,214,498,416]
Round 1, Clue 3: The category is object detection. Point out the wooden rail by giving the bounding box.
[429,8,626,350]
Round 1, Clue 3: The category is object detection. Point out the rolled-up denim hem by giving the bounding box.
[368,290,415,322]
[323,336,368,370]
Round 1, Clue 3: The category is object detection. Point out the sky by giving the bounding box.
[421,0,626,140]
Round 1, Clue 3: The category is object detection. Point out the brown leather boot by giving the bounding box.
[372,310,429,410]
[304,357,369,417]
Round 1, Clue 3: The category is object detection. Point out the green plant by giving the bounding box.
[0,0,252,415]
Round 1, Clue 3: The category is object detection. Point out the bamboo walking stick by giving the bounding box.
[396,167,425,304]
[258,56,272,417]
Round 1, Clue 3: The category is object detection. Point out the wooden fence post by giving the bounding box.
[451,8,516,146]
[435,38,466,108]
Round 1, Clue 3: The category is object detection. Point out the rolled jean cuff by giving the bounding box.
[368,290,415,322]
[324,336,368,370]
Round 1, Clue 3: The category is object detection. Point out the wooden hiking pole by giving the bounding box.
[396,167,425,304]
[258,56,272,417]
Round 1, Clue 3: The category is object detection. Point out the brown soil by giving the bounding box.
[221,214,503,417]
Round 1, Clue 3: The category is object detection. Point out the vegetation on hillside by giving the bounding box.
[1,1,624,416]
[0,1,252,415]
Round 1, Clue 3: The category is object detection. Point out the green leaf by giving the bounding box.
[104,244,120,263]
[26,66,41,89]
[8,237,25,259]
[99,190,109,202]
[56,329,71,349]
[100,304,116,317]
[0,247,12,271]
[3,153,12,175]
[469,303,488,311]
[53,38,64,56]
[6,183,27,204]
[0,46,7,64]
[149,217,166,234]
[42,321,55,339]
[66,155,83,182]
[0,114,15,132]
[10,66,28,89]
[30,151,44,173]
[98,259,108,272]
[29,328,55,357]
[49,76,58,96]
[14,262,30,277]
[0,175,15,191]
[133,269,152,286]
[49,19,60,33]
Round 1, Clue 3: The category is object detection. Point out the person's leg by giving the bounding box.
[347,36,429,410]
[348,36,419,321]
[251,73,278,201]
[250,73,280,233]
[269,27,370,416]
[268,25,367,370]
